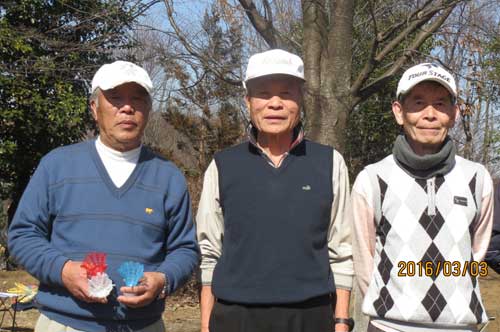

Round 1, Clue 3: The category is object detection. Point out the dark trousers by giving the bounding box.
[209,294,335,332]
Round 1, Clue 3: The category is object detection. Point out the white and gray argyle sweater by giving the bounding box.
[361,154,491,324]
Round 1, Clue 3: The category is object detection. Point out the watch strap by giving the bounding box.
[157,273,169,300]
[335,317,354,332]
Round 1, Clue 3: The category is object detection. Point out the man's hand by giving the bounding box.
[61,260,107,303]
[117,271,165,308]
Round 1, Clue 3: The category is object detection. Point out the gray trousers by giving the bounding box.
[34,313,165,332]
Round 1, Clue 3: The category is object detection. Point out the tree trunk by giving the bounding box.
[305,0,354,153]
[302,0,327,139]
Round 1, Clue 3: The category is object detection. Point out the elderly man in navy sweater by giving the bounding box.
[8,61,199,332]
[196,49,354,332]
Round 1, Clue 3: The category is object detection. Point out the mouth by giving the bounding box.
[264,116,287,121]
[117,120,138,128]
[418,127,441,131]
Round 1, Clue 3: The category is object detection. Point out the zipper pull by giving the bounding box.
[427,178,436,216]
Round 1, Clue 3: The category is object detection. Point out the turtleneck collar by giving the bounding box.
[392,134,456,179]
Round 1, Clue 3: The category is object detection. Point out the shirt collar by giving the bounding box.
[247,122,305,152]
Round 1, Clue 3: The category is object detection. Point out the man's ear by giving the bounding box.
[392,101,404,126]
[445,103,460,129]
[244,95,251,112]
[453,104,460,123]
[90,99,98,121]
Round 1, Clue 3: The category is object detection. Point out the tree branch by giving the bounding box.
[353,3,458,105]
[237,0,283,48]
[349,0,380,96]
[351,1,461,102]
[163,0,241,86]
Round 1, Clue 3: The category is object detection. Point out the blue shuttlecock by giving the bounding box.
[118,261,144,287]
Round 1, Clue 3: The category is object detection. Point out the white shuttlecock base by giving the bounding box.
[88,272,114,298]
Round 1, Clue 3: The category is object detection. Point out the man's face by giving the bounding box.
[392,81,458,155]
[245,75,302,139]
[90,82,151,152]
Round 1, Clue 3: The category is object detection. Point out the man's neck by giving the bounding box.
[408,139,443,156]
[99,136,141,153]
[97,136,142,156]
[257,132,293,166]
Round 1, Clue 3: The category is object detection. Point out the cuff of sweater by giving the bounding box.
[200,268,214,285]
[53,256,70,287]
[333,272,353,290]
[156,263,182,295]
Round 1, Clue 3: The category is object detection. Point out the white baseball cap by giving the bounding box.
[91,61,153,95]
[397,63,457,100]
[243,49,305,89]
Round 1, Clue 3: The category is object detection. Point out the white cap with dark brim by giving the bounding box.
[243,49,305,89]
[397,63,457,100]
[91,60,153,95]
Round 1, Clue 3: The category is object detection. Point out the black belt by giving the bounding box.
[216,293,334,309]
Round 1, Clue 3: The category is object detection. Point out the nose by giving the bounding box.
[267,95,283,109]
[118,97,135,113]
[422,105,437,120]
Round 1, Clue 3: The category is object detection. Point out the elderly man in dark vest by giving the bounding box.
[196,49,354,332]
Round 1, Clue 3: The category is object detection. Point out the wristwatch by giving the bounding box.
[335,317,354,332]
[157,273,169,300]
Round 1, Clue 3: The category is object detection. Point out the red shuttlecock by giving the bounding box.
[81,252,107,277]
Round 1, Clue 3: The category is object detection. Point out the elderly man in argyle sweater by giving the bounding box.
[352,63,494,332]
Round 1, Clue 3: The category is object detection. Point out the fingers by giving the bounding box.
[88,296,108,304]
[74,288,107,304]
[72,289,89,302]
[117,283,157,307]
[117,290,155,308]
[120,284,148,296]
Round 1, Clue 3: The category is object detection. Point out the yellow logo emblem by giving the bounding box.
[145,208,153,215]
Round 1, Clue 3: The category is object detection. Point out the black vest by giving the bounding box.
[212,140,335,304]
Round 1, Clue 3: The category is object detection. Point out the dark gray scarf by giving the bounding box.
[392,134,456,179]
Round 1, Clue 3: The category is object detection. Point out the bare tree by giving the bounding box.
[437,1,500,176]
[158,0,465,153]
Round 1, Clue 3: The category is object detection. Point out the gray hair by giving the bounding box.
[89,87,101,108]
[245,78,305,98]
[89,86,153,111]
[397,81,457,105]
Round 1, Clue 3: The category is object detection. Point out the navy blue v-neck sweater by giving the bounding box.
[8,140,199,331]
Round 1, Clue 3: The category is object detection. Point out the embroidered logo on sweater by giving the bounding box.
[302,185,311,191]
[145,208,154,214]
[453,196,468,206]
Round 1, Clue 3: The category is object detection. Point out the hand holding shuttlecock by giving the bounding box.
[81,252,114,298]
[118,261,144,296]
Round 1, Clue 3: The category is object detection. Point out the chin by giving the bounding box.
[263,130,288,137]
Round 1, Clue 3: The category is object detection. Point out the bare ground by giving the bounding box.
[1,269,498,332]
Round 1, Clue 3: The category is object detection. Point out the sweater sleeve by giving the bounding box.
[328,150,354,290]
[195,160,224,285]
[485,183,500,272]
[157,172,200,294]
[471,168,494,262]
[8,158,69,286]
[351,169,377,298]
